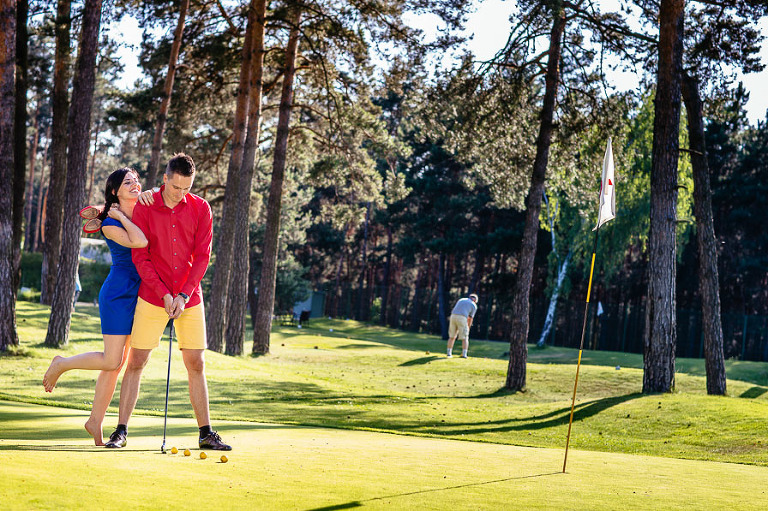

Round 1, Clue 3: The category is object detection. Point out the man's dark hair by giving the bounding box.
[166,153,196,177]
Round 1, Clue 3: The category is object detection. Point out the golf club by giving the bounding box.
[160,318,174,453]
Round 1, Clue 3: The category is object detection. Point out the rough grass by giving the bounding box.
[3,301,768,468]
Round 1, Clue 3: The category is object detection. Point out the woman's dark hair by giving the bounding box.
[97,168,139,222]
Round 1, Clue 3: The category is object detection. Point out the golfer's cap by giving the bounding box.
[469,293,478,303]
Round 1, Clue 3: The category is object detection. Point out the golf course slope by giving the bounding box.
[1,400,766,510]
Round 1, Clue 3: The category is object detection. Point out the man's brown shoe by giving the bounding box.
[199,431,231,451]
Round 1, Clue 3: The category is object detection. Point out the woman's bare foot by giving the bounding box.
[42,356,65,392]
[84,418,104,446]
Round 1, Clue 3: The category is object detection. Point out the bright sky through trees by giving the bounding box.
[107,0,768,124]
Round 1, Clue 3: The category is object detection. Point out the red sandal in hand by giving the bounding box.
[79,205,102,220]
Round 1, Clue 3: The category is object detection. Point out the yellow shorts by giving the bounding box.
[130,297,207,350]
[449,314,469,341]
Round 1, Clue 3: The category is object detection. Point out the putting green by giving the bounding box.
[0,400,765,510]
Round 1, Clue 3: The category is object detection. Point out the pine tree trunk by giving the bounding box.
[332,249,343,317]
[505,6,566,391]
[45,0,102,347]
[12,0,29,293]
[226,0,267,357]
[537,251,571,347]
[643,0,684,393]
[41,0,71,305]
[145,0,189,189]
[252,8,302,355]
[1,0,20,351]
[207,0,256,353]
[380,226,392,326]
[87,116,101,202]
[356,202,371,321]
[32,129,49,252]
[23,104,39,253]
[437,252,448,339]
[682,72,726,395]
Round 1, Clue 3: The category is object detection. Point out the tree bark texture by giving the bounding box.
[12,0,27,292]
[437,252,448,339]
[356,202,371,321]
[32,128,49,252]
[0,0,19,351]
[643,0,684,393]
[23,103,38,253]
[145,0,189,189]
[505,6,566,391]
[45,0,102,347]
[681,73,726,395]
[207,0,256,353]
[537,251,571,347]
[380,226,392,326]
[87,116,101,202]
[41,0,71,304]
[226,0,267,356]
[252,8,301,355]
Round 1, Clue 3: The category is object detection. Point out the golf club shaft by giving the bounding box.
[161,319,174,451]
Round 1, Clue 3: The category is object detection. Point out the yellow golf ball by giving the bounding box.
[170,447,178,454]
[200,451,207,459]
[220,455,228,463]
[183,449,191,457]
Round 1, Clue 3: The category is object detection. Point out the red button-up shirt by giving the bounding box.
[131,186,213,308]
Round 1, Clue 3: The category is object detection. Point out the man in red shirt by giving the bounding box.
[105,153,230,451]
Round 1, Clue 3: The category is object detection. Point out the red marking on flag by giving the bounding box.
[608,178,613,186]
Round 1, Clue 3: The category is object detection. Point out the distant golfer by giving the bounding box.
[104,153,231,451]
[447,293,478,358]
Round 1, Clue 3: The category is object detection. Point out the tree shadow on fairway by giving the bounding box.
[381,393,643,436]
[0,444,159,453]
[398,356,442,366]
[458,393,641,434]
[305,471,563,511]
[739,386,768,399]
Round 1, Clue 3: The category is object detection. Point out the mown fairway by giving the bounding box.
[2,400,767,510]
[2,302,768,509]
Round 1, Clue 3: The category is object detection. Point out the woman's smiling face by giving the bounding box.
[116,172,141,202]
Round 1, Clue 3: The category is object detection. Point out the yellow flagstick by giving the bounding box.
[562,228,600,473]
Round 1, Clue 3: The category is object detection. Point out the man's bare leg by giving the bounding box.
[117,348,152,425]
[182,349,210,427]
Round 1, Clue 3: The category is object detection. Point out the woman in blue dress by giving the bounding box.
[43,168,148,445]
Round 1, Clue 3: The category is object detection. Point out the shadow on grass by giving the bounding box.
[376,393,643,436]
[399,356,442,366]
[0,402,294,445]
[0,445,160,453]
[306,471,562,511]
[739,386,768,399]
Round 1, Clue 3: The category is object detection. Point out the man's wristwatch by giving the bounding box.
[178,292,190,304]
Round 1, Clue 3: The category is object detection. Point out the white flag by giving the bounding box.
[594,137,616,230]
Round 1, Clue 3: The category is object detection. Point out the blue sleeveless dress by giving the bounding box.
[98,217,141,335]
